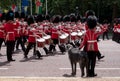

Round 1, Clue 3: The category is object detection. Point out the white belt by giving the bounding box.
[14,29,20,30]
[0,30,4,33]
[7,32,14,34]
[52,32,58,34]
[87,40,97,43]
[29,35,35,37]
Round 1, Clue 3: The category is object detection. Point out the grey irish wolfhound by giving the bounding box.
[67,45,89,77]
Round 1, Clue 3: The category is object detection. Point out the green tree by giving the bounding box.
[1,0,120,23]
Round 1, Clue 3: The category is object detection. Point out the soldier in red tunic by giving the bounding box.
[102,20,109,40]
[79,15,103,77]
[4,10,15,62]
[0,13,6,56]
[85,10,105,60]
[49,16,60,52]
[24,15,36,58]
[0,22,5,55]
[14,12,26,52]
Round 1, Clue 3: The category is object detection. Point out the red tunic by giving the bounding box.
[13,21,20,38]
[44,28,52,35]
[62,27,71,34]
[4,22,15,41]
[0,25,5,39]
[51,28,59,39]
[28,29,36,43]
[20,22,28,36]
[114,24,120,33]
[80,29,100,51]
[113,25,117,32]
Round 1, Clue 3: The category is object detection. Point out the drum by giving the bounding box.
[117,28,120,33]
[64,33,69,37]
[43,35,51,45]
[59,34,67,43]
[77,32,83,37]
[81,30,86,35]
[71,32,77,40]
[36,38,45,47]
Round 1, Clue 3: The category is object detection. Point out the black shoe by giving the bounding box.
[24,55,28,59]
[89,74,97,77]
[10,59,16,61]
[16,48,20,50]
[98,56,104,60]
[0,53,3,56]
[93,74,97,77]
[8,59,15,62]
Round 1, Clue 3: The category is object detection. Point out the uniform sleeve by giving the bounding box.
[79,34,87,49]
[95,25,104,37]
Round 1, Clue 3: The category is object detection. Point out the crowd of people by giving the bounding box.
[112,19,120,43]
[0,9,118,77]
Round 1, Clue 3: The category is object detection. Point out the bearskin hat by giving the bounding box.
[85,10,95,18]
[36,14,43,22]
[52,15,60,23]
[1,13,6,21]
[27,15,34,25]
[42,15,45,21]
[0,13,2,21]
[87,15,97,29]
[6,10,14,21]
[45,14,50,21]
[70,14,76,22]
[59,16,63,22]
[76,15,82,21]
[63,15,70,22]
[0,13,6,22]
[14,12,20,18]
[20,12,25,19]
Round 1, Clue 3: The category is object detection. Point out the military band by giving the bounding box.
[0,10,117,64]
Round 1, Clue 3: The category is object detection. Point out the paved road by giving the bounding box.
[0,39,120,80]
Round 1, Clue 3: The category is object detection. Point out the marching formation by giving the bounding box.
[0,9,119,77]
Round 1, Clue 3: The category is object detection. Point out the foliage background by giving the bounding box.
[0,0,120,23]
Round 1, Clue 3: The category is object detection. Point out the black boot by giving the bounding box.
[43,47,49,55]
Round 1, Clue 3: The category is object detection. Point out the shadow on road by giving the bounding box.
[0,61,11,66]
[19,56,43,62]
[63,74,75,77]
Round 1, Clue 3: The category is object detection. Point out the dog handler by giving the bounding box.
[79,15,103,77]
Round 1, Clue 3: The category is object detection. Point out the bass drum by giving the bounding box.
[43,35,51,45]
[59,34,67,43]
[77,31,83,39]
[36,38,45,47]
[71,32,77,40]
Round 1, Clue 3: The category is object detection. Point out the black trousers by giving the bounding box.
[24,42,36,56]
[49,44,55,52]
[103,31,109,40]
[22,36,28,45]
[87,51,97,75]
[15,37,26,52]
[49,39,59,52]
[0,38,4,50]
[6,41,15,61]
[97,51,102,59]
[52,39,59,45]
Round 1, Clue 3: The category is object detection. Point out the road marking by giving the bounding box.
[0,68,8,70]
[0,76,120,78]
[0,76,24,78]
[59,68,120,70]
[96,68,120,70]
[0,76,120,79]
